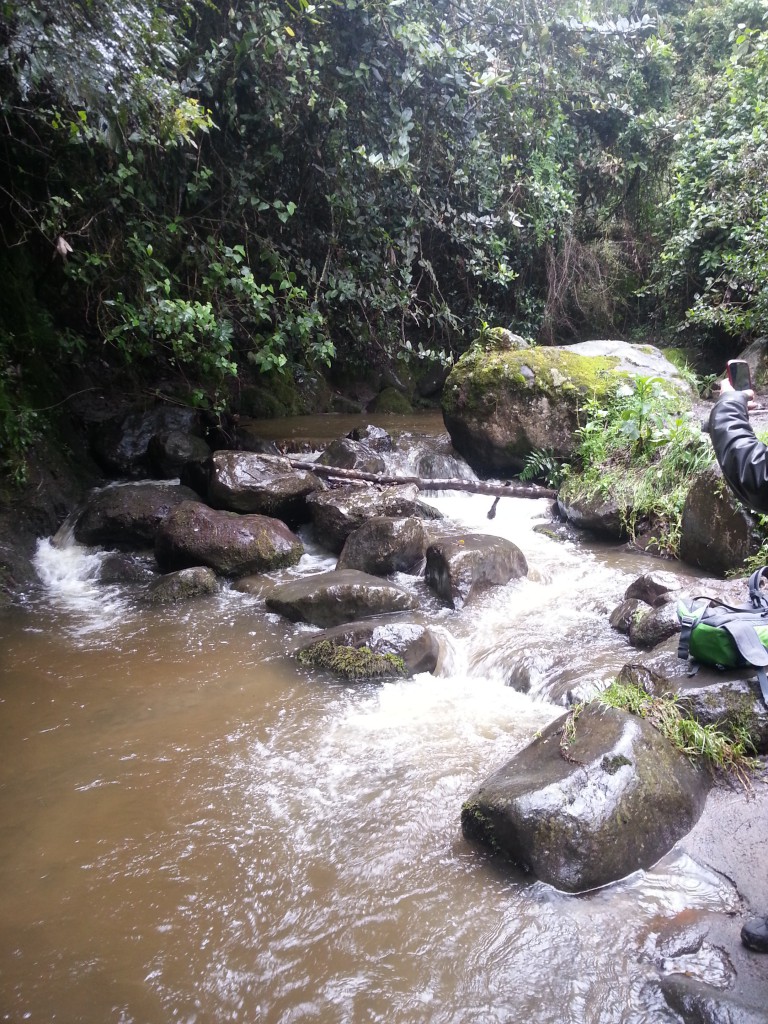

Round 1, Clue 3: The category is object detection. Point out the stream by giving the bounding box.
[0,416,739,1024]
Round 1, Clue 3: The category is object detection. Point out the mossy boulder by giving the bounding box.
[442,339,691,476]
[369,387,413,414]
[294,617,439,678]
[461,704,708,893]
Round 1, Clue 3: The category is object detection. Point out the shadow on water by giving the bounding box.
[0,419,738,1023]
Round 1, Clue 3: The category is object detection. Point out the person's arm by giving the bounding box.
[709,385,768,513]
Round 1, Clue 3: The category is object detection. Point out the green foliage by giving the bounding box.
[658,19,768,338]
[519,448,570,488]
[3,0,768,464]
[571,375,714,554]
[595,678,758,786]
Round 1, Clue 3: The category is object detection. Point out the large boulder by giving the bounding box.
[206,451,323,526]
[90,404,206,478]
[294,617,440,678]
[307,484,442,554]
[442,340,691,476]
[74,482,201,548]
[461,704,708,893]
[155,501,303,577]
[337,517,427,576]
[265,569,418,627]
[679,465,762,575]
[425,533,528,609]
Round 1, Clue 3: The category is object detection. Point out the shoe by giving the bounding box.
[741,917,768,952]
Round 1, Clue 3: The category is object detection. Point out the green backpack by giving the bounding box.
[677,567,768,704]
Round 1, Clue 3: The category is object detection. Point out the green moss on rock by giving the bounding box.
[442,346,621,419]
[297,640,407,679]
[369,387,413,414]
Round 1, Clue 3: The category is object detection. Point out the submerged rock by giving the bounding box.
[74,482,200,548]
[461,704,708,893]
[337,516,426,576]
[155,501,304,577]
[425,533,528,609]
[266,569,419,628]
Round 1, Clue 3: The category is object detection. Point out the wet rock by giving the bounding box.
[461,704,708,893]
[316,437,386,475]
[294,617,439,678]
[337,517,426,576]
[148,430,211,479]
[155,501,303,577]
[609,598,645,635]
[346,424,394,451]
[556,482,627,539]
[657,973,767,1024]
[207,451,323,526]
[442,339,690,476]
[144,566,220,604]
[97,551,157,585]
[91,404,205,478]
[623,660,768,756]
[676,677,768,755]
[416,450,475,481]
[625,570,686,607]
[307,484,442,554]
[425,533,528,609]
[679,465,762,575]
[628,601,681,649]
[74,482,200,548]
[266,569,419,628]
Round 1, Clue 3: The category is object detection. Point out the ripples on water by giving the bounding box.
[0,444,737,1023]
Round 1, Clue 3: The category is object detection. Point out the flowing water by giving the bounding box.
[0,418,739,1024]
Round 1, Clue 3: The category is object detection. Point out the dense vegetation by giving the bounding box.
[3,0,768,480]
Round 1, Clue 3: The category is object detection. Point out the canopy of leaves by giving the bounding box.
[1,0,767,469]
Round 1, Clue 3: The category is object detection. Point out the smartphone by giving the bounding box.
[727,359,753,391]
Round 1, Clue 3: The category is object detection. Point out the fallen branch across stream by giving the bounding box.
[262,454,557,500]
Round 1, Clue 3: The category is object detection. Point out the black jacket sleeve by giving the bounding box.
[708,391,768,513]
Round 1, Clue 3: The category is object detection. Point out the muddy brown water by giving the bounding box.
[0,419,738,1023]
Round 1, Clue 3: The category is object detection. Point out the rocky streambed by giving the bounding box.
[2,403,768,1022]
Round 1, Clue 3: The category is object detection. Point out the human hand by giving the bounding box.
[718,376,756,409]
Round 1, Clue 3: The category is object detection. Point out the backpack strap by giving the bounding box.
[748,566,768,610]
[718,620,768,703]
[677,599,706,662]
